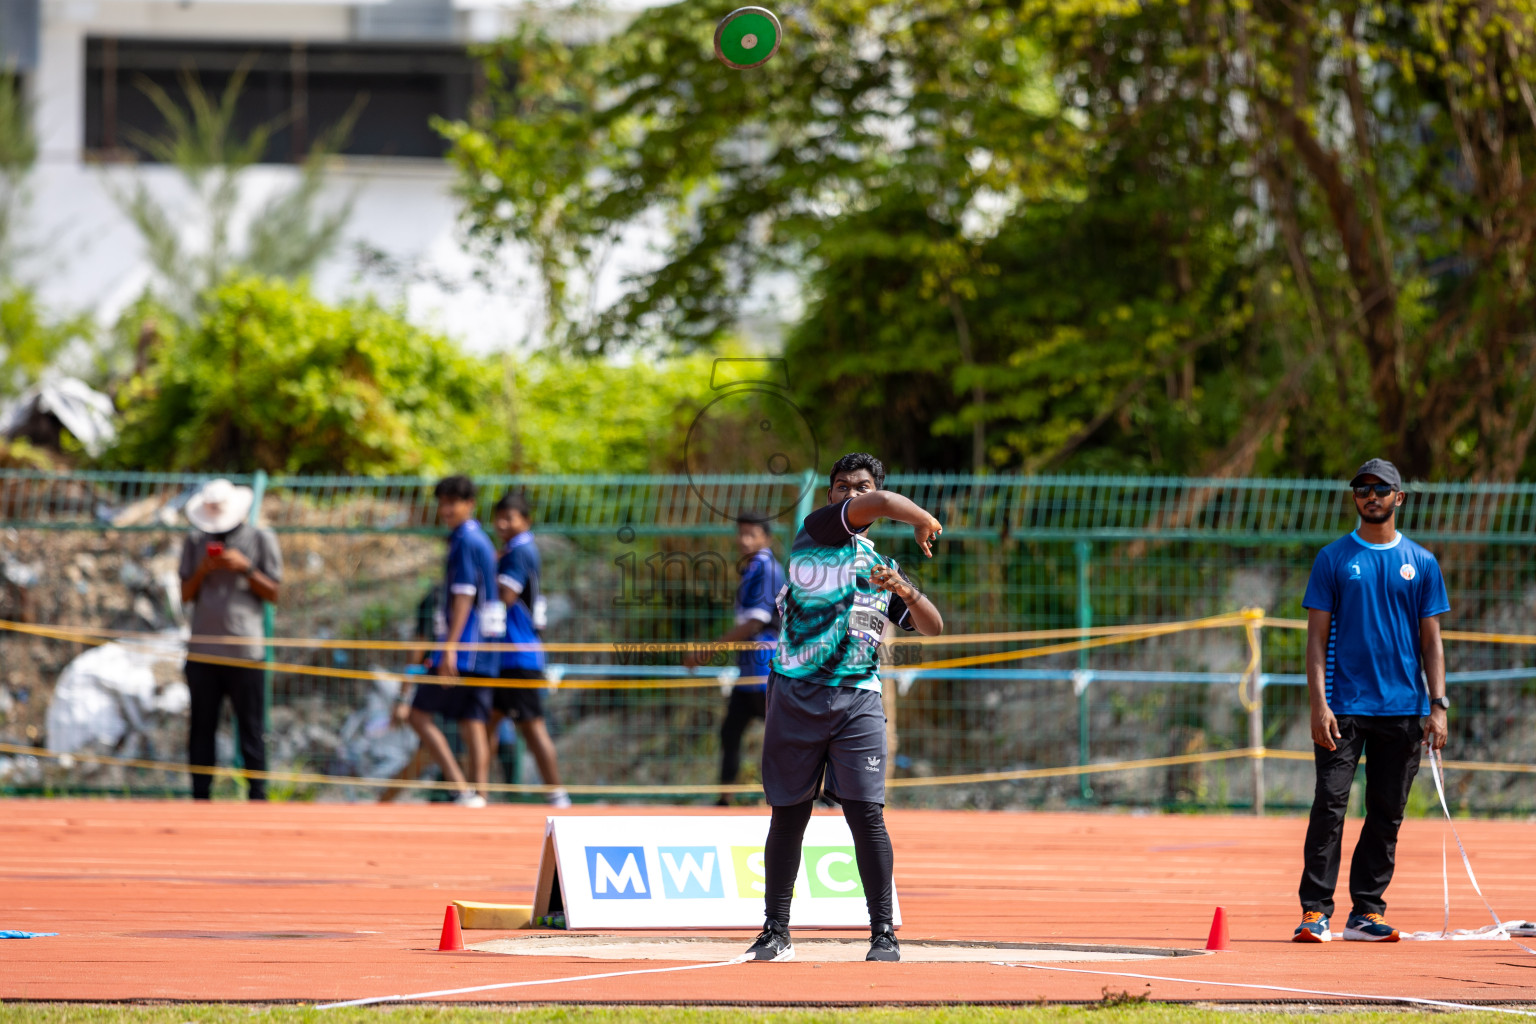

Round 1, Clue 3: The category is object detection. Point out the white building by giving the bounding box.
[6,0,656,352]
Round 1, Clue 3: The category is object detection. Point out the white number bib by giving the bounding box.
[478,599,507,638]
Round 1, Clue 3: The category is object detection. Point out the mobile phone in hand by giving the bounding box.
[206,542,225,558]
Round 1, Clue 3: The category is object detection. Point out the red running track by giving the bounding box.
[2,800,1534,1006]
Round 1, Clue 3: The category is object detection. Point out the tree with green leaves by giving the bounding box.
[108,276,502,475]
[507,349,730,473]
[109,66,359,317]
[444,0,1536,481]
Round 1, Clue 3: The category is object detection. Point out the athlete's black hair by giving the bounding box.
[829,452,885,491]
[737,509,774,535]
[433,475,476,502]
[495,490,533,520]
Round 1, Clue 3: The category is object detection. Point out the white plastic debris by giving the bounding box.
[44,635,189,756]
[0,378,118,457]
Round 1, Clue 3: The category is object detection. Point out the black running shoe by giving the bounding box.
[866,923,900,962]
[745,919,794,962]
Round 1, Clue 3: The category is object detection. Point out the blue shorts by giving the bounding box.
[410,677,493,722]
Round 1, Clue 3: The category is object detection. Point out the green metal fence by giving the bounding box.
[1,470,1533,812]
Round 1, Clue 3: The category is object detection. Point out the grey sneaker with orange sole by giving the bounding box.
[1343,912,1400,941]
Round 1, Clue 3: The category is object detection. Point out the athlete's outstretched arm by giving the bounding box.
[843,491,943,557]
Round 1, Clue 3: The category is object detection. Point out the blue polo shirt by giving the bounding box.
[735,547,785,688]
[429,519,501,677]
[1302,531,1450,717]
[497,531,545,672]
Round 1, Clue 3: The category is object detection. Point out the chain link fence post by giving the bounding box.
[1075,539,1093,802]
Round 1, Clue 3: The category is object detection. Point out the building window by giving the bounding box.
[84,38,477,161]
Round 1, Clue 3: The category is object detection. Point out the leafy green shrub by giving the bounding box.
[506,351,722,473]
[0,285,95,401]
[108,276,502,475]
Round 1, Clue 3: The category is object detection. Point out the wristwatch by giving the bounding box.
[1430,696,1451,711]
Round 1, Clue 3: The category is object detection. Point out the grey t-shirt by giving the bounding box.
[179,522,283,660]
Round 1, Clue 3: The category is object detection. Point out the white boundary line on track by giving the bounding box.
[999,963,1536,1016]
[313,954,753,1009]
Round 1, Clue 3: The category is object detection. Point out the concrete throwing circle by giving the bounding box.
[472,935,1204,964]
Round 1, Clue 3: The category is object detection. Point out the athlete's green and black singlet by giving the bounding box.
[771,499,915,692]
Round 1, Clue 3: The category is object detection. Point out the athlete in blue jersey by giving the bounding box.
[684,510,786,806]
[490,491,569,808]
[409,475,502,808]
[1293,459,1450,944]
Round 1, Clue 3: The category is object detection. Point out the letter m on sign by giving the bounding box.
[585,846,650,899]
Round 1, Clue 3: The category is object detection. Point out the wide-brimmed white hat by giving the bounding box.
[185,478,254,534]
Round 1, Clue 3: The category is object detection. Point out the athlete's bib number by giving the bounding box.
[478,599,507,638]
[434,601,509,638]
[848,597,892,648]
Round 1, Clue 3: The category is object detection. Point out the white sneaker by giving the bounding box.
[547,788,572,809]
[455,791,487,808]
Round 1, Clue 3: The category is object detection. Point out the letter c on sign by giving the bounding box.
[814,851,857,893]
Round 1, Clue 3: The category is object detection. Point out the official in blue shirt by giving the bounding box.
[408,475,501,808]
[684,510,786,806]
[1293,459,1450,945]
[490,490,569,809]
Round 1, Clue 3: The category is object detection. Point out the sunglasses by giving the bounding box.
[1352,484,1396,499]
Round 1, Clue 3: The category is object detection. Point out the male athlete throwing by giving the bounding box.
[745,452,944,964]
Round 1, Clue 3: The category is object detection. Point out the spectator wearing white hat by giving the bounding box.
[178,478,283,800]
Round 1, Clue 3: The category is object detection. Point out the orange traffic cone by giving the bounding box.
[438,904,465,951]
[1205,906,1230,951]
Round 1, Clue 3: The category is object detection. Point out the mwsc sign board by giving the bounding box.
[532,816,902,929]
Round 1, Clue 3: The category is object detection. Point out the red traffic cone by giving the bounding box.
[1205,906,1230,951]
[438,904,465,951]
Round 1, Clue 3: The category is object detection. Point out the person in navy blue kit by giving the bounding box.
[489,490,570,808]
[409,475,503,808]
[686,511,786,806]
[1293,458,1450,944]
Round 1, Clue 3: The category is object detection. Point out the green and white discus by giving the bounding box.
[714,6,782,70]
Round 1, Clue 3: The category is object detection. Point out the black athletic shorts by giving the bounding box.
[493,667,548,721]
[410,675,493,722]
[761,671,887,806]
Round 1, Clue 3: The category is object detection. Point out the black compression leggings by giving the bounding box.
[763,799,894,927]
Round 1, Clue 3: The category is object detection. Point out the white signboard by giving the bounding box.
[532,815,901,930]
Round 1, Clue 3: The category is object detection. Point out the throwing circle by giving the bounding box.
[715,7,782,70]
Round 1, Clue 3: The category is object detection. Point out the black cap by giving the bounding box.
[1349,458,1403,491]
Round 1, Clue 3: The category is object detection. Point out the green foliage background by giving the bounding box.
[443,0,1536,482]
[507,351,729,474]
[108,277,503,475]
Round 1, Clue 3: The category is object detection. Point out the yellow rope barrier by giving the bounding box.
[914,612,1254,671]
[9,611,1536,653]
[1250,748,1536,775]
[1237,611,1262,713]
[0,617,1216,652]
[3,741,1529,795]
[180,650,731,691]
[1261,616,1536,647]
[6,607,1534,690]
[0,611,1270,690]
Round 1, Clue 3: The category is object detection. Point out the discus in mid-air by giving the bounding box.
[715,6,781,69]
